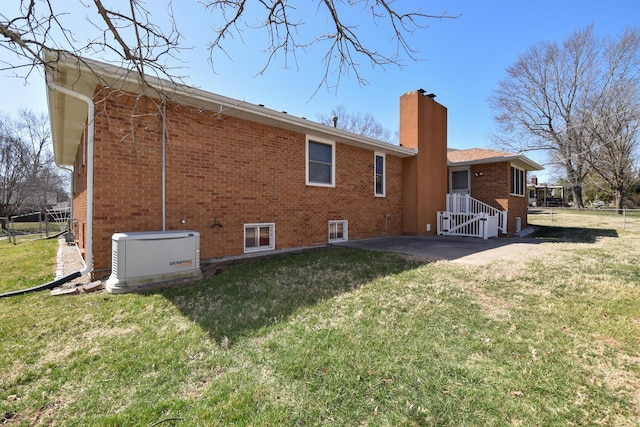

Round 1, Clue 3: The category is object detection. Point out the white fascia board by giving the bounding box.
[449,155,544,171]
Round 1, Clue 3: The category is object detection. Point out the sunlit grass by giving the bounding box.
[0,238,57,293]
[1,217,639,425]
[529,207,640,234]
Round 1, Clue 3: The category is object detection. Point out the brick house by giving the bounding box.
[446,148,543,236]
[45,54,539,283]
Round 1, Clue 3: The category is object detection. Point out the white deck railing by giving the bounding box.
[445,193,507,234]
[436,211,498,240]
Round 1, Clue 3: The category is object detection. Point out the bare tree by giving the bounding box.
[0,110,67,218]
[489,25,640,209]
[205,1,457,92]
[2,1,456,176]
[0,1,181,84]
[583,93,639,211]
[583,30,640,212]
[317,104,393,142]
[1,1,456,90]
[0,120,23,219]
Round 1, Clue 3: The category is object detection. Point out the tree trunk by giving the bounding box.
[614,190,624,214]
[571,184,585,208]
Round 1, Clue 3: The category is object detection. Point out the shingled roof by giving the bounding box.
[45,51,416,166]
[447,148,543,171]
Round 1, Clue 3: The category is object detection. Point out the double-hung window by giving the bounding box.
[328,220,348,243]
[511,166,525,196]
[244,223,275,253]
[306,138,335,187]
[374,153,385,197]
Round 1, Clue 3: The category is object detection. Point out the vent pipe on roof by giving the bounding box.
[332,115,338,128]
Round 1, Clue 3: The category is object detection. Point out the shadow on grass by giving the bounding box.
[528,225,619,243]
[154,224,616,344]
[157,246,423,345]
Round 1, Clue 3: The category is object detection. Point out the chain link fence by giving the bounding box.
[528,207,640,232]
[1,208,70,244]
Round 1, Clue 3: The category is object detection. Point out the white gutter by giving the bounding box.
[46,74,94,277]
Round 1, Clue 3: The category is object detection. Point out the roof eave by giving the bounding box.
[448,155,544,171]
[45,53,417,164]
[154,81,417,157]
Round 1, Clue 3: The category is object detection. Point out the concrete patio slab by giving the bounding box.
[334,233,543,266]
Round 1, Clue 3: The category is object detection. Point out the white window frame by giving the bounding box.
[328,220,348,243]
[449,167,470,194]
[374,152,386,197]
[511,166,525,197]
[306,137,336,187]
[244,223,275,253]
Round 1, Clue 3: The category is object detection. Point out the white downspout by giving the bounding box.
[46,75,94,277]
[161,99,167,231]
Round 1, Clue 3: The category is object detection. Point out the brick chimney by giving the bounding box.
[531,176,538,185]
[399,90,448,235]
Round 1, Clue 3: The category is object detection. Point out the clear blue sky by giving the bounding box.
[1,0,639,182]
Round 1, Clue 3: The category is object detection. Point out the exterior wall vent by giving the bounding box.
[105,230,203,293]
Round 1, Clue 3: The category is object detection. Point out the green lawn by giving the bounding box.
[1,212,639,426]
[0,221,62,243]
[0,238,58,293]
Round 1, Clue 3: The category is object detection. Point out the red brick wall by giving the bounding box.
[468,161,529,235]
[506,170,529,234]
[470,163,510,211]
[78,89,404,274]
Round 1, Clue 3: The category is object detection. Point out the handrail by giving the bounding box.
[446,193,507,233]
[436,211,499,239]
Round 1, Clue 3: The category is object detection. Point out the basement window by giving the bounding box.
[244,223,275,253]
[328,220,348,243]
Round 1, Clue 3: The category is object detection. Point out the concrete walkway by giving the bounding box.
[334,232,544,266]
[55,237,91,285]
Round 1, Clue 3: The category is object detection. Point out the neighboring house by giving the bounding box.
[528,176,566,207]
[45,53,540,281]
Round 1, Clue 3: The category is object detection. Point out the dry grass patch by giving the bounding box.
[441,211,640,424]
[2,230,640,425]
